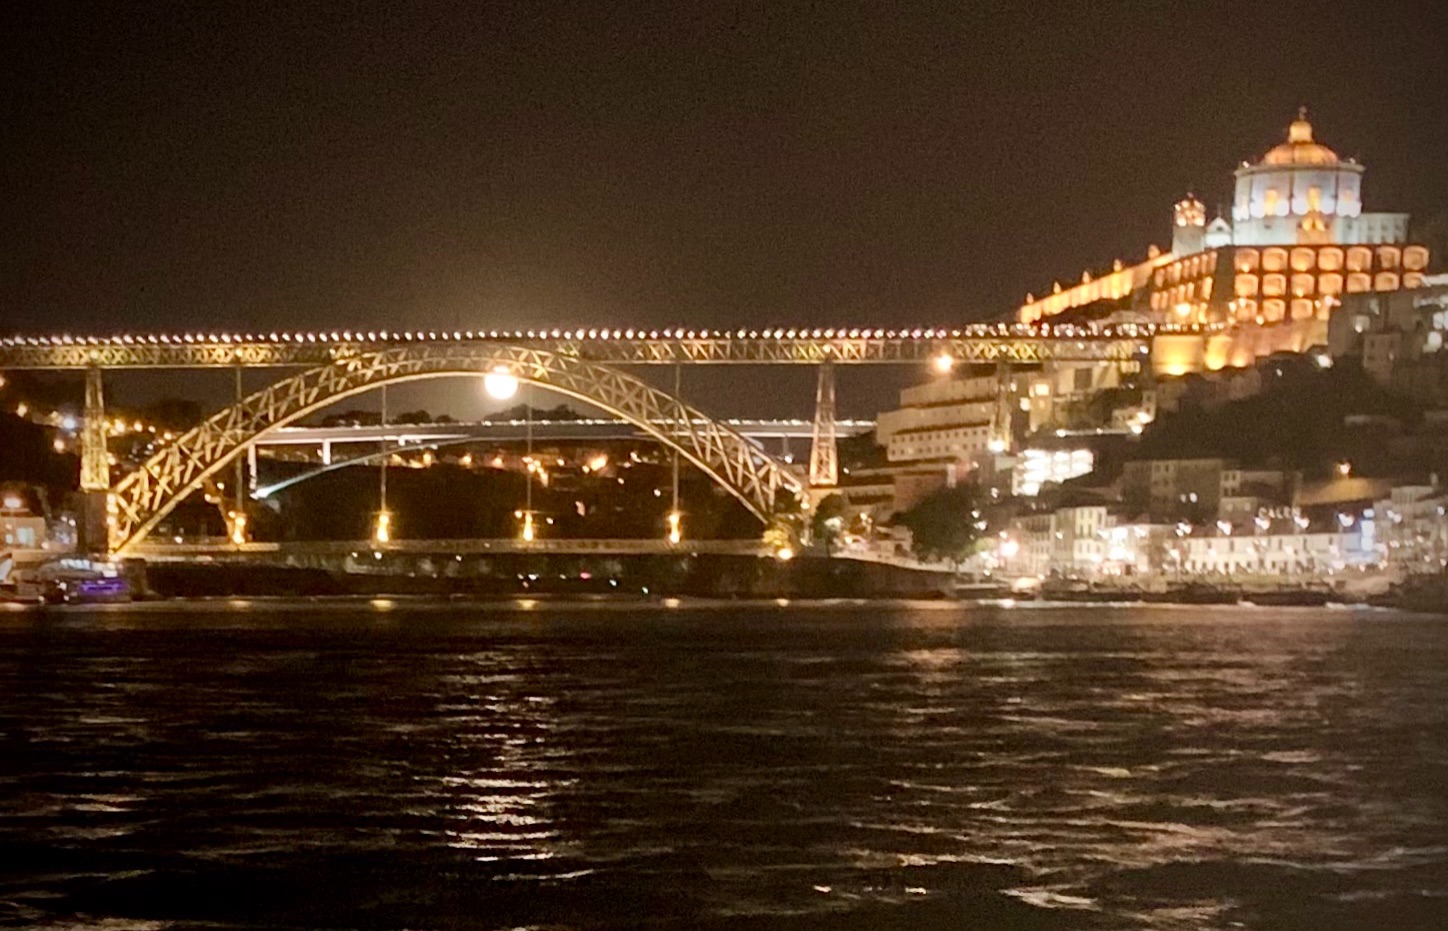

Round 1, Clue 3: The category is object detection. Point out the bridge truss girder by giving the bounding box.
[108,345,804,555]
[0,333,1149,369]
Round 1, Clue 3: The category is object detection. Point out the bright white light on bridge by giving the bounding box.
[483,367,519,400]
[373,511,392,544]
[932,353,954,374]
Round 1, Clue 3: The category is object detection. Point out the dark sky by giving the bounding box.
[4,1,1446,341]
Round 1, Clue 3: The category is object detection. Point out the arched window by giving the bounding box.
[1263,299,1286,323]
[1319,247,1344,271]
[1377,246,1401,269]
[1291,299,1314,321]
[1404,246,1429,271]
[1235,274,1259,298]
[1236,249,1260,273]
[1404,272,1425,289]
[1290,248,1316,272]
[1319,273,1343,296]
[1263,274,1287,297]
[1201,277,1213,300]
[1374,272,1400,291]
[1236,299,1258,321]
[1346,273,1371,293]
[1347,247,1372,272]
[1291,274,1315,297]
[1263,248,1288,272]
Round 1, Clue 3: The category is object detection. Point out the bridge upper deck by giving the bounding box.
[0,323,1215,369]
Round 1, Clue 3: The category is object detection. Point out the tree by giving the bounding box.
[762,494,805,557]
[895,484,983,566]
[810,493,848,556]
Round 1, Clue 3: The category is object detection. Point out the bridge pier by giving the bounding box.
[77,366,111,554]
[808,361,838,488]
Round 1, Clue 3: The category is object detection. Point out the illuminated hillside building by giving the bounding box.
[1018,111,1433,372]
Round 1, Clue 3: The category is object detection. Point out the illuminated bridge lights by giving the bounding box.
[0,324,1182,369]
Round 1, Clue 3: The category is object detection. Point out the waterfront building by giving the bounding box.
[874,371,1003,465]
[1011,447,1096,496]
[1017,111,1435,372]
[0,488,48,553]
[1373,483,1448,573]
[1121,457,1229,522]
[1176,527,1375,576]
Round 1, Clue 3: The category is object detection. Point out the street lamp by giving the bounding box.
[932,353,954,375]
[666,510,682,545]
[372,511,391,544]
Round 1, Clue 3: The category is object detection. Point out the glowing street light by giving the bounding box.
[666,510,682,545]
[228,510,248,545]
[483,366,519,400]
[932,353,954,375]
[774,546,794,562]
[1337,461,1352,478]
[520,510,535,542]
[373,511,391,544]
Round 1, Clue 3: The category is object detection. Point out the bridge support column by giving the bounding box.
[321,440,332,465]
[991,362,1014,453]
[808,361,838,489]
[78,366,111,554]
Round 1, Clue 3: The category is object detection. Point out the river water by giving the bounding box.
[2,600,1446,930]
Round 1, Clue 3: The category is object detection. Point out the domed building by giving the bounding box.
[1229,109,1406,247]
[1018,110,1433,372]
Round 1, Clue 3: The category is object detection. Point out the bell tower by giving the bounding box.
[1172,194,1206,256]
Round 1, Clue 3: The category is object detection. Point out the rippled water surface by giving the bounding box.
[2,600,1447,930]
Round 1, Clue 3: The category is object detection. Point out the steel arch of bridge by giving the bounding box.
[108,345,804,555]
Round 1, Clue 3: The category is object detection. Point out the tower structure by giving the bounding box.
[808,361,838,488]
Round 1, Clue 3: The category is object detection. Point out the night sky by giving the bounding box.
[5,1,1446,340]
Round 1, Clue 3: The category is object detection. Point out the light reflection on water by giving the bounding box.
[1,601,1446,930]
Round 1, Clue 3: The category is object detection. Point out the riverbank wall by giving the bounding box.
[142,553,955,600]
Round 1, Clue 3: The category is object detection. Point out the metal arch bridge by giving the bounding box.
[0,324,1200,556]
[96,344,818,555]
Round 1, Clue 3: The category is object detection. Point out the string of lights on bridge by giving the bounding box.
[0,321,1227,347]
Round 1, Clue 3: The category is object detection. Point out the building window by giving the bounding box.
[1319,247,1343,271]
[1290,274,1315,298]
[1263,274,1286,297]
[1290,248,1315,272]
[1236,249,1260,273]
[1291,299,1314,321]
[1264,189,1280,217]
[1347,246,1373,272]
[1347,273,1371,293]
[1377,246,1401,270]
[1319,273,1343,296]
[1404,272,1425,289]
[1235,274,1259,298]
[1374,272,1400,292]
[1263,299,1286,322]
[1236,298,1258,321]
[1263,248,1288,272]
[1404,246,1429,271]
